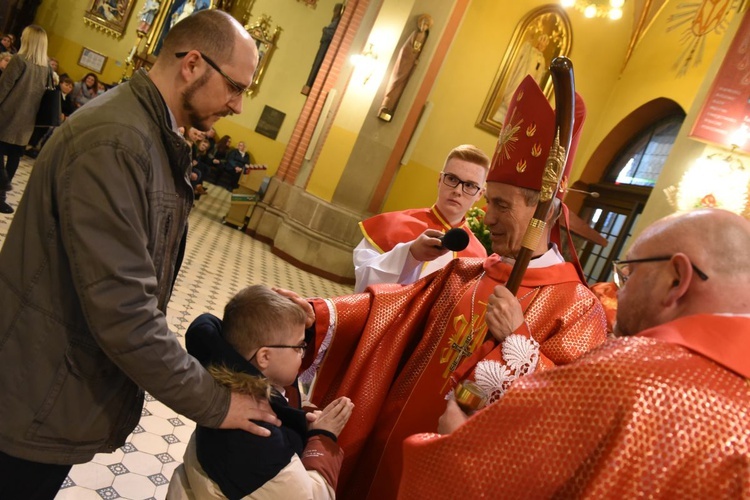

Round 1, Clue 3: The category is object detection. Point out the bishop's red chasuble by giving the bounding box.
[308,255,607,499]
[359,205,487,258]
[399,314,750,499]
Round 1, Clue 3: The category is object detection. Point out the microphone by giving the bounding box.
[566,187,600,198]
[440,227,470,252]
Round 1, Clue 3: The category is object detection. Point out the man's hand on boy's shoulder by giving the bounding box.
[220,392,281,437]
[273,287,315,328]
[308,397,354,438]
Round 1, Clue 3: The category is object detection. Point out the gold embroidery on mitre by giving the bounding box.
[494,108,523,166]
[516,159,527,173]
[515,90,524,102]
[531,143,542,157]
[526,123,536,137]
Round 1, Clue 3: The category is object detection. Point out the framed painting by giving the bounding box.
[146,0,215,57]
[476,5,572,135]
[83,0,138,38]
[78,47,108,73]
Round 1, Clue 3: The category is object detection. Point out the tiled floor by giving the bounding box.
[0,158,353,500]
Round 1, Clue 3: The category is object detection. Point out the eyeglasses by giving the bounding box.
[175,51,249,97]
[264,342,308,356]
[440,172,482,196]
[612,255,709,289]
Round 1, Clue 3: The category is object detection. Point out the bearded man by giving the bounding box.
[0,11,278,498]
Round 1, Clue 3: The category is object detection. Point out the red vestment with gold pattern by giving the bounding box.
[359,205,486,257]
[399,314,750,499]
[307,254,607,499]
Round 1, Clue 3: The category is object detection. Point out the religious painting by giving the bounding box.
[147,0,215,57]
[83,0,138,38]
[476,5,572,135]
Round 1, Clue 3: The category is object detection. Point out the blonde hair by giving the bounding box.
[223,285,307,358]
[445,144,490,171]
[0,52,11,64]
[18,25,48,67]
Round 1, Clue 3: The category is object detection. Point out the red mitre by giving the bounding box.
[487,74,586,200]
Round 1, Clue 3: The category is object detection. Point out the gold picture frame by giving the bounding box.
[145,0,216,58]
[83,0,138,38]
[476,5,572,135]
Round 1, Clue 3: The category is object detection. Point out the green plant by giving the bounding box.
[466,207,493,255]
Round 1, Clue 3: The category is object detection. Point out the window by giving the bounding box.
[577,113,685,284]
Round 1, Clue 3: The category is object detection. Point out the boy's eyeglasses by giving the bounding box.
[440,172,482,196]
[264,342,308,355]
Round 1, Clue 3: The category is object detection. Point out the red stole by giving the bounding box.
[359,205,487,258]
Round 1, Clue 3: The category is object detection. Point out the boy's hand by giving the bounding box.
[306,410,322,423]
[220,392,281,437]
[273,287,315,328]
[308,397,354,437]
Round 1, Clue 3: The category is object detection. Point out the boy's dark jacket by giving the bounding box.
[186,313,333,500]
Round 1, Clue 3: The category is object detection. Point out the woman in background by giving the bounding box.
[225,140,252,189]
[72,72,98,108]
[0,34,16,54]
[0,52,12,77]
[0,25,49,214]
[209,134,231,181]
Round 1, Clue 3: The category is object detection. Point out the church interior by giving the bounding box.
[7,0,748,287]
[1,0,748,497]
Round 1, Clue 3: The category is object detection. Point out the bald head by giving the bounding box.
[160,9,254,67]
[616,209,750,336]
[633,209,750,280]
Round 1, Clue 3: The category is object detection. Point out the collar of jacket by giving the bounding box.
[186,313,309,435]
[129,69,192,179]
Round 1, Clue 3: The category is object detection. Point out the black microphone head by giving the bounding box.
[441,227,470,252]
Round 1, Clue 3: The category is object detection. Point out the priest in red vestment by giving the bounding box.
[400,208,750,498]
[300,75,608,499]
[354,144,490,292]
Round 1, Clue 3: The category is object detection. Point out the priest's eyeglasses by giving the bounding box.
[440,172,482,196]
[175,51,249,97]
[612,256,709,289]
[264,342,308,355]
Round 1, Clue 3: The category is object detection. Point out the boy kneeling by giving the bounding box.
[168,285,353,499]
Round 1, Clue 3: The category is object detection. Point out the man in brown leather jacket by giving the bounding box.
[0,11,276,499]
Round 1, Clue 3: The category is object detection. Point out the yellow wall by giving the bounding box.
[306,125,360,200]
[33,0,340,173]
[307,0,417,202]
[35,0,147,84]
[382,0,632,212]
[379,0,732,215]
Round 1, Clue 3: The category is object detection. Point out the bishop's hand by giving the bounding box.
[485,285,525,342]
[273,287,315,328]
